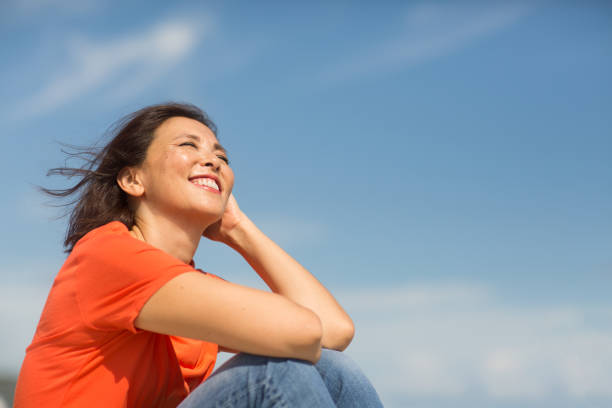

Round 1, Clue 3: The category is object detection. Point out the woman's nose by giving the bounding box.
[200,153,221,170]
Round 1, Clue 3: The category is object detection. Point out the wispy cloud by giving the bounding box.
[321,2,533,83]
[16,188,57,221]
[7,0,98,15]
[0,281,53,372]
[14,17,209,119]
[255,214,329,249]
[4,277,612,406]
[338,282,612,406]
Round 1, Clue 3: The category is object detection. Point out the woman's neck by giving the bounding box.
[130,214,207,264]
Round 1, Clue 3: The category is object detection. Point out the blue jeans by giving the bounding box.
[178,349,383,407]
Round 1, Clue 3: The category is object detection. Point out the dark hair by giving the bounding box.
[43,102,217,252]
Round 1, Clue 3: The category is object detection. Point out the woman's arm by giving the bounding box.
[135,273,323,363]
[204,195,355,351]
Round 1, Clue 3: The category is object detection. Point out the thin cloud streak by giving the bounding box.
[255,214,329,249]
[13,17,208,119]
[320,3,533,84]
[339,282,612,405]
[0,283,52,372]
[4,278,612,406]
[6,0,98,15]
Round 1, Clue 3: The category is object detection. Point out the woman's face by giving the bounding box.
[135,116,234,225]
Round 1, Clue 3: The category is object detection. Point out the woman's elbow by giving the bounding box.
[325,316,355,351]
[340,317,355,349]
[294,309,323,363]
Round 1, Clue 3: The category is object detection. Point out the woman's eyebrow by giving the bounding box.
[213,142,227,154]
[175,134,227,153]
[175,134,201,142]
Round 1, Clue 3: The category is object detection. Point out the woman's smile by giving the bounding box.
[189,175,222,194]
[136,116,234,225]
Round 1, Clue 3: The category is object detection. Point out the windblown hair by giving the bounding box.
[43,102,217,252]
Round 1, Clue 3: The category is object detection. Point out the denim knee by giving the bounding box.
[315,349,365,383]
[179,353,336,408]
[314,349,383,408]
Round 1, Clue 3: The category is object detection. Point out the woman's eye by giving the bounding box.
[218,155,230,164]
[179,142,197,148]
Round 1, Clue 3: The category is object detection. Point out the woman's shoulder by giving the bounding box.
[70,221,194,273]
[81,220,129,239]
[66,221,156,269]
[73,221,133,251]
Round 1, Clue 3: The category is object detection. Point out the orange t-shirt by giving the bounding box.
[14,221,219,407]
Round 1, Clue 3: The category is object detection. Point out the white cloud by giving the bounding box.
[321,2,533,83]
[338,282,612,406]
[16,188,57,221]
[255,214,329,248]
[9,0,98,14]
[339,282,489,310]
[0,258,60,373]
[0,283,51,373]
[5,275,612,406]
[14,17,208,118]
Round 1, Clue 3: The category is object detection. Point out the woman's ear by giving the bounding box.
[117,167,145,197]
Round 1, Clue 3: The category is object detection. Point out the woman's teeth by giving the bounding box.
[191,178,219,191]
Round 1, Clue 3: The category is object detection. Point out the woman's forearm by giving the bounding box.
[225,216,354,350]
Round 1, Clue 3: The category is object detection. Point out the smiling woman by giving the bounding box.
[14,103,382,407]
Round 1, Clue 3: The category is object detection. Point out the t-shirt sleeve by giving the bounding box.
[72,225,195,333]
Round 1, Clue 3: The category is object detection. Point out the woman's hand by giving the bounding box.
[205,192,354,351]
[203,193,244,244]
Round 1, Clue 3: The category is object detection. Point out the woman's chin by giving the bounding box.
[193,208,224,224]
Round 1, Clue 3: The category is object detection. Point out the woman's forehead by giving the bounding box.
[155,116,216,141]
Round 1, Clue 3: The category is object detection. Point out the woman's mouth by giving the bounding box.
[189,176,221,193]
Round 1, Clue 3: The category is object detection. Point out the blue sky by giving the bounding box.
[1,1,611,407]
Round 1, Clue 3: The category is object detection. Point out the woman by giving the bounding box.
[15,103,382,407]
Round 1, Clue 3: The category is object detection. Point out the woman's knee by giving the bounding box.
[316,349,362,378]
[180,354,335,407]
[314,350,383,407]
[207,353,320,392]
[221,353,319,379]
